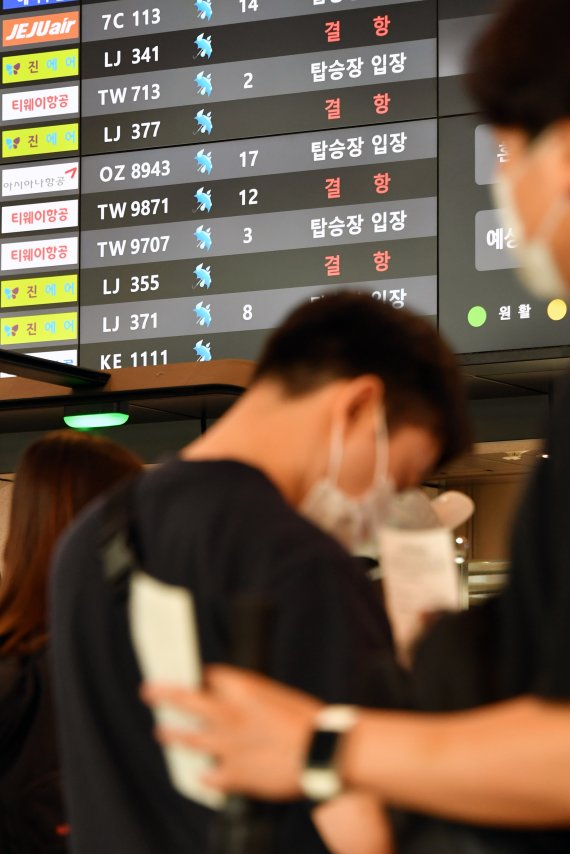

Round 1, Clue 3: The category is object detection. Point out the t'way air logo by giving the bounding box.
[2,12,79,47]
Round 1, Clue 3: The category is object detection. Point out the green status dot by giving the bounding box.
[468,306,487,328]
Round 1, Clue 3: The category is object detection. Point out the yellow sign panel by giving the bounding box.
[1,311,77,345]
[1,274,78,308]
[2,48,79,84]
[2,122,78,158]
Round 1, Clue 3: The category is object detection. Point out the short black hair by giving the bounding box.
[254,293,471,468]
[468,0,570,138]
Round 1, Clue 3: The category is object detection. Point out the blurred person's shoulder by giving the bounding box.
[0,651,35,710]
[52,456,355,587]
[136,457,351,556]
[0,646,51,770]
[551,372,570,423]
[543,373,570,467]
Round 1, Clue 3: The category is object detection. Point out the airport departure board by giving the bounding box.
[438,0,570,354]
[0,0,568,372]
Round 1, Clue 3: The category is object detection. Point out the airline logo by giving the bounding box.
[2,198,78,233]
[3,1,76,9]
[1,273,77,307]
[1,159,78,197]
[0,348,77,379]
[2,12,79,47]
[1,234,78,271]
[2,48,79,84]
[0,350,77,379]
[2,83,79,121]
[0,310,77,345]
[2,122,78,158]
[34,347,77,362]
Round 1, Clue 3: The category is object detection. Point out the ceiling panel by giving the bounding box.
[433,439,544,483]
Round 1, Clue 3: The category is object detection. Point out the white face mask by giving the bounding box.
[299,412,394,552]
[492,143,568,300]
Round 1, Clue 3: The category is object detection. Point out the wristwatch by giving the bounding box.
[300,706,359,802]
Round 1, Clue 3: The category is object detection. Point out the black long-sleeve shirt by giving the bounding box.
[50,459,395,854]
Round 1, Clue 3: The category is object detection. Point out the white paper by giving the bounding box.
[379,526,460,662]
[129,571,224,810]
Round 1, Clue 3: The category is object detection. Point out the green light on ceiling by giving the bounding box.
[63,411,130,430]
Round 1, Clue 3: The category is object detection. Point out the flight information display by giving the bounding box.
[1,0,441,371]
[439,115,570,354]
[438,0,570,355]
[0,0,80,372]
[0,0,566,371]
[438,0,493,117]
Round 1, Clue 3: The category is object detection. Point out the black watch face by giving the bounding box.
[309,729,339,768]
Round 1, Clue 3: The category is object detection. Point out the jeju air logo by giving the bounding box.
[2,12,79,47]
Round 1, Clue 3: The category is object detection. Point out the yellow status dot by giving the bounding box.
[547,299,568,322]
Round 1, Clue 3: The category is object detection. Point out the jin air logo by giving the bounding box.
[4,136,20,150]
[195,149,213,175]
[195,71,213,97]
[195,0,213,21]
[3,286,19,300]
[3,323,18,337]
[194,33,213,59]
[194,301,212,328]
[194,339,212,361]
[5,62,21,77]
[194,263,211,289]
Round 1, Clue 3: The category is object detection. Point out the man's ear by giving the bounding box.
[341,375,385,427]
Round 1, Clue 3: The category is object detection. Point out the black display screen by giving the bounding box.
[438,0,570,354]
[0,0,567,374]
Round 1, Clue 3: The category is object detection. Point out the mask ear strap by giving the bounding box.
[329,409,390,491]
[372,409,390,485]
[501,128,566,244]
[328,420,345,486]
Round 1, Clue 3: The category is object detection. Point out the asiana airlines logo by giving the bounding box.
[2,12,79,46]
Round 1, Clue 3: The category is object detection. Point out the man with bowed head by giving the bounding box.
[51,292,470,854]
[146,0,570,849]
